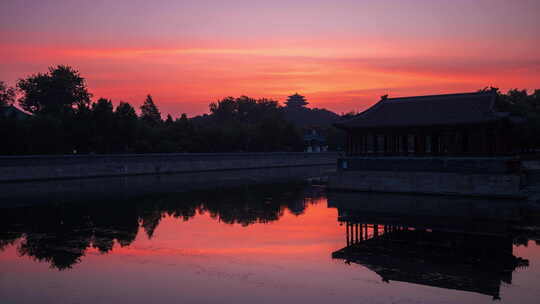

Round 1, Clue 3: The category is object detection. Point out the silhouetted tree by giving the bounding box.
[140,94,161,126]
[0,81,16,107]
[488,88,540,151]
[115,101,138,120]
[165,114,174,125]
[17,65,91,116]
[114,102,138,152]
[161,113,193,151]
[91,98,115,152]
[2,66,335,154]
[202,96,303,151]
[67,102,94,153]
[93,98,114,116]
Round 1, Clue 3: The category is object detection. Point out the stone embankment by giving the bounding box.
[0,152,338,182]
[328,156,535,198]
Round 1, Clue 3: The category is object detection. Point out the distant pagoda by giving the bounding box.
[285,93,308,108]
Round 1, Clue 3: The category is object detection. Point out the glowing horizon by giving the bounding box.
[1,0,539,117]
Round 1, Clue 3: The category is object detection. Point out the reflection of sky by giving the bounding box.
[1,0,539,116]
[1,201,540,304]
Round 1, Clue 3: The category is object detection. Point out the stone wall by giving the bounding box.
[0,153,338,182]
[337,156,521,174]
[328,170,524,198]
[0,165,335,207]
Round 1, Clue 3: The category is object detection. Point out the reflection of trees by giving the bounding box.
[198,184,310,226]
[0,203,140,270]
[0,182,323,270]
[0,232,22,251]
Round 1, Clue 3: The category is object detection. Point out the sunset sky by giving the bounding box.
[1,0,539,116]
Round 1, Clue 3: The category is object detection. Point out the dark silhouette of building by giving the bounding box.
[328,192,535,300]
[303,129,327,152]
[285,93,308,108]
[328,91,530,197]
[333,225,527,300]
[335,91,522,156]
[281,93,339,150]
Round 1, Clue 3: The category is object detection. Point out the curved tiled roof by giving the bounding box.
[335,91,499,129]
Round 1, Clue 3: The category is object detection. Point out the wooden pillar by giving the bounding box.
[354,134,357,155]
[347,131,353,156]
[366,134,374,154]
[345,134,349,155]
[417,131,425,155]
[407,134,414,155]
[364,224,369,240]
[358,135,363,155]
[352,223,356,243]
[346,222,350,246]
[351,134,355,155]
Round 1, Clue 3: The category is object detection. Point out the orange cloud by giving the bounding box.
[1,37,538,116]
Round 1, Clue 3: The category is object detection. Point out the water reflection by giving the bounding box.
[2,182,540,303]
[328,192,540,300]
[0,182,324,270]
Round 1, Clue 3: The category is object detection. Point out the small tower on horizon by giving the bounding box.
[285,93,309,108]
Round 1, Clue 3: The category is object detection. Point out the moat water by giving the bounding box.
[1,179,540,304]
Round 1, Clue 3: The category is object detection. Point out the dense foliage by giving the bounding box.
[0,65,308,154]
[491,87,540,151]
[17,65,92,115]
[0,81,16,107]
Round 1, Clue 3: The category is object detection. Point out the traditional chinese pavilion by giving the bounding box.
[285,93,309,108]
[335,91,520,156]
[328,90,529,197]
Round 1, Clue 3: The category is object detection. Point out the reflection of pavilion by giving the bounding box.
[329,192,532,300]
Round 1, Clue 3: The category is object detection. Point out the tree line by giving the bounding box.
[0,65,304,154]
[486,87,540,151]
[1,65,538,155]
